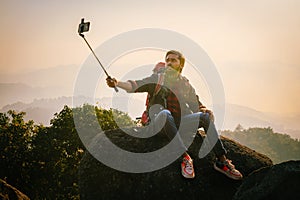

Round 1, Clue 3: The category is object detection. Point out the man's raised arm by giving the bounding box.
[106,77,133,92]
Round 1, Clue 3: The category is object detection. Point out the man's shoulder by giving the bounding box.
[179,75,196,91]
[179,75,191,84]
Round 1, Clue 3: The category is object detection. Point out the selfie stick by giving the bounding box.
[78,18,118,92]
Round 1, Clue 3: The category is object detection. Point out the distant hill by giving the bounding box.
[221,127,300,164]
[0,64,79,107]
[224,104,300,139]
[0,96,145,125]
[1,97,299,139]
[0,64,299,138]
[0,97,72,125]
[0,83,71,107]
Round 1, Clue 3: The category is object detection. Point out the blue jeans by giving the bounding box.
[153,109,227,158]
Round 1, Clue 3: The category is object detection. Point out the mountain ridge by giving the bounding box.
[1,63,299,138]
[0,96,299,139]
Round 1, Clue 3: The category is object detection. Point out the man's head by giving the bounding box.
[165,50,185,73]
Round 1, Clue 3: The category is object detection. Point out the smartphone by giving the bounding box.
[78,19,90,34]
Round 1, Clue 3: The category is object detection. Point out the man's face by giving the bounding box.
[165,53,181,72]
[165,53,182,83]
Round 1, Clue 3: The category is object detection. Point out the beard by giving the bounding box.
[164,65,180,86]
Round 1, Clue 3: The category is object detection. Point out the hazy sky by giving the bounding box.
[1,0,300,113]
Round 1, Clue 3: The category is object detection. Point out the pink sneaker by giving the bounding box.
[181,154,195,179]
[214,159,243,180]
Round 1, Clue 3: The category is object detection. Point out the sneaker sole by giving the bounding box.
[181,157,195,179]
[213,163,243,180]
[181,171,195,179]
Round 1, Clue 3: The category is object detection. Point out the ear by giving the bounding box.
[179,65,184,73]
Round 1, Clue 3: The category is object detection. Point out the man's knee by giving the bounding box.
[200,112,210,122]
[153,109,173,126]
[158,109,172,119]
[199,112,211,127]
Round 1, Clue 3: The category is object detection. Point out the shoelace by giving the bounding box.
[185,161,193,169]
[224,160,235,170]
[221,160,241,177]
[183,158,193,170]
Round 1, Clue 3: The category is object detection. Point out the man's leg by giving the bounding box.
[198,112,227,157]
[154,109,195,178]
[181,112,227,156]
[182,112,243,180]
[153,109,178,140]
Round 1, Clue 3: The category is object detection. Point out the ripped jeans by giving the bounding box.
[153,109,227,158]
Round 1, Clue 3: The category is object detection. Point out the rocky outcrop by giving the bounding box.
[79,127,273,200]
[233,160,300,200]
[0,179,30,200]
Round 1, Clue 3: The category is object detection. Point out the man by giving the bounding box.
[106,50,243,180]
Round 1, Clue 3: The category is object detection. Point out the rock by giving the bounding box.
[0,179,30,200]
[233,160,300,200]
[79,127,273,200]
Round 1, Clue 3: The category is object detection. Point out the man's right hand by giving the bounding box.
[199,106,215,122]
[106,77,118,88]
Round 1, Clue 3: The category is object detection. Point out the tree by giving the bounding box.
[234,124,244,132]
[221,127,300,164]
[0,110,40,194]
[0,104,135,199]
[29,105,84,199]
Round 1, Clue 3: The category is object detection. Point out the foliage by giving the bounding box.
[221,126,300,164]
[0,110,41,194]
[0,104,134,199]
[3,104,299,198]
